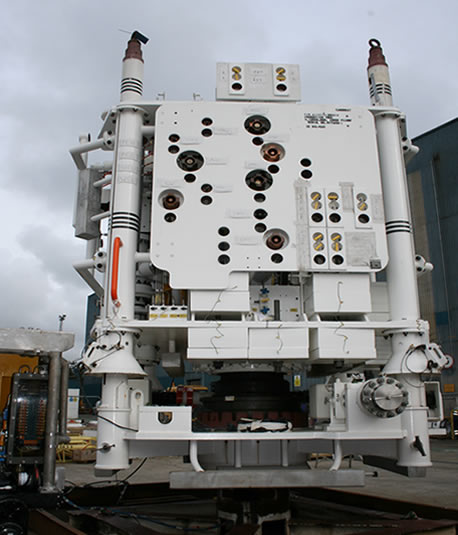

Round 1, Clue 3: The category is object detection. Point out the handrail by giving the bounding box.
[111,237,123,305]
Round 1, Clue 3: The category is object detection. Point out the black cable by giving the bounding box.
[122,457,147,482]
[72,366,138,432]
[97,413,138,432]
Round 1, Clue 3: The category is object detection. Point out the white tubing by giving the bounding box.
[93,176,113,188]
[141,125,155,136]
[281,440,289,467]
[329,440,342,471]
[235,441,242,468]
[190,440,204,472]
[70,135,114,170]
[90,211,111,222]
[73,259,104,296]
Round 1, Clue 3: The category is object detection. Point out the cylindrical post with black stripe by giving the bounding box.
[105,36,145,321]
[94,33,149,473]
[369,39,431,472]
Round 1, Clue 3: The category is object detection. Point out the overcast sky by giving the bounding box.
[0,1,456,360]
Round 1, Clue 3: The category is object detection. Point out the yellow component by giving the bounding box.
[232,66,242,80]
[57,435,97,463]
[293,375,301,387]
[331,242,342,252]
[313,242,325,251]
[276,67,286,74]
[331,233,342,242]
[311,201,322,210]
[260,298,269,303]
[328,192,339,200]
[150,314,158,319]
[159,314,168,318]
[276,74,286,81]
[311,192,321,201]
[358,202,368,211]
[313,233,323,241]
[290,308,298,312]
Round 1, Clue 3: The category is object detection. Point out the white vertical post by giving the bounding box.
[94,34,148,471]
[96,374,131,470]
[368,39,430,469]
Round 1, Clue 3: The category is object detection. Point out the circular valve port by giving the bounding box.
[245,169,273,191]
[177,150,204,172]
[159,190,184,210]
[261,143,285,162]
[244,115,271,135]
[360,376,409,418]
[265,229,289,250]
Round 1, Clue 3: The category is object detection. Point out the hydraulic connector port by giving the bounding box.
[261,143,285,162]
[177,150,204,172]
[245,169,273,191]
[159,190,184,210]
[244,115,271,135]
[265,229,289,250]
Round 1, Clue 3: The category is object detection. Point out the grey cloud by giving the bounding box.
[17,224,87,292]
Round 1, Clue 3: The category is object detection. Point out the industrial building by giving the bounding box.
[407,118,458,415]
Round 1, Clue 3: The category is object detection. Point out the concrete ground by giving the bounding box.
[62,438,458,509]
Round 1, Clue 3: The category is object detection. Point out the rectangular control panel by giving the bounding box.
[151,102,387,289]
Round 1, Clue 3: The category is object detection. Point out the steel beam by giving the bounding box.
[170,469,365,489]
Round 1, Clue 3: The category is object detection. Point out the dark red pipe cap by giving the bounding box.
[124,38,143,62]
[368,38,387,68]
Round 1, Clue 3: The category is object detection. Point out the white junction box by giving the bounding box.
[309,384,330,420]
[248,326,308,359]
[67,388,80,420]
[216,62,301,102]
[188,326,248,359]
[305,273,372,315]
[309,327,376,361]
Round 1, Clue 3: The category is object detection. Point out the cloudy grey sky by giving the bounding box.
[0,1,456,360]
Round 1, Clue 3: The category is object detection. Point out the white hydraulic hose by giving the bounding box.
[329,439,342,471]
[190,440,204,472]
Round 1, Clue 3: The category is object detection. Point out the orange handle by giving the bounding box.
[111,237,123,304]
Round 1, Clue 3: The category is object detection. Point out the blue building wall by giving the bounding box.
[407,118,458,408]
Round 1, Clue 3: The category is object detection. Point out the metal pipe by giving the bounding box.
[42,352,62,492]
[135,252,150,264]
[281,440,289,467]
[86,239,98,276]
[90,211,111,222]
[69,135,114,171]
[329,439,342,471]
[93,176,112,188]
[141,125,155,136]
[73,260,104,297]
[58,359,70,443]
[234,441,242,468]
[190,440,204,472]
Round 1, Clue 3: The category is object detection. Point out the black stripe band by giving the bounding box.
[112,222,139,231]
[386,219,410,225]
[112,212,140,221]
[386,228,412,235]
[386,223,411,229]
